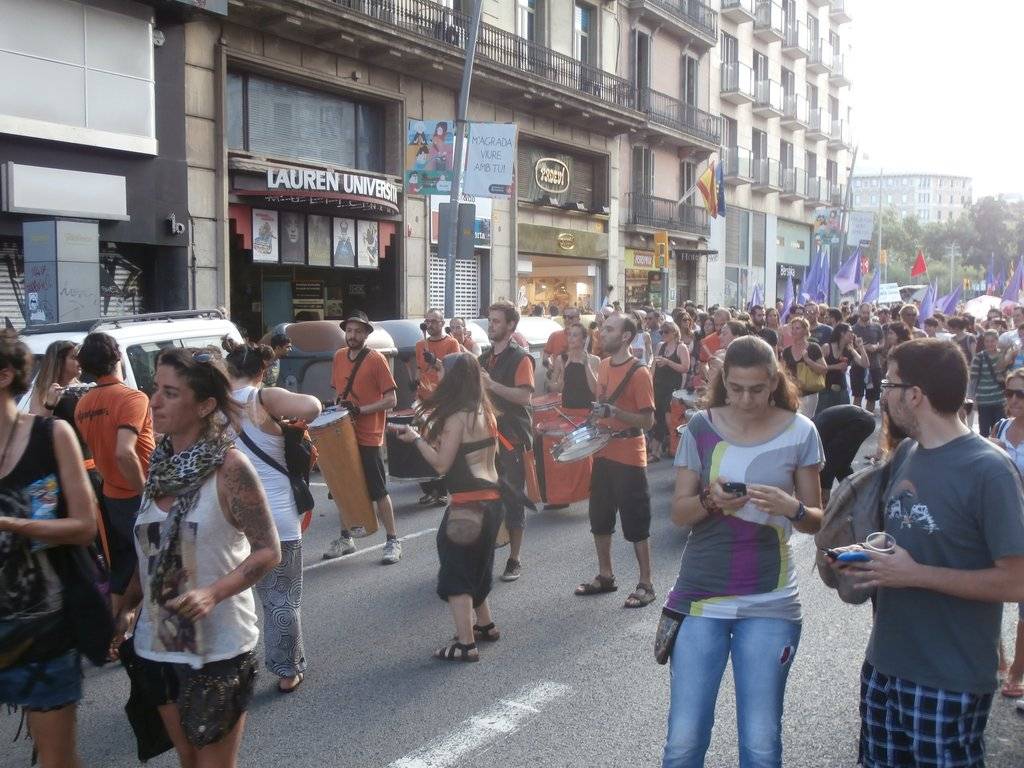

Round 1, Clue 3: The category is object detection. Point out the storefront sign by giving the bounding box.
[405,119,455,196]
[535,158,570,194]
[266,168,399,208]
[557,233,576,251]
[3,163,128,221]
[293,281,323,301]
[357,220,379,268]
[626,249,656,270]
[779,264,798,278]
[517,223,607,260]
[464,123,517,198]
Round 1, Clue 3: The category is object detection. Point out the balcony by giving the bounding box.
[781,93,808,129]
[752,157,781,192]
[828,119,851,150]
[720,62,755,104]
[804,176,829,206]
[227,0,643,137]
[638,88,721,149]
[806,107,831,141]
[721,147,755,185]
[807,38,833,74]
[806,0,828,6]
[829,181,846,206]
[782,21,809,59]
[753,1,784,43]
[829,54,851,87]
[720,0,754,23]
[628,0,718,49]
[626,193,710,238]
[830,0,852,24]
[753,79,783,117]
[780,167,807,200]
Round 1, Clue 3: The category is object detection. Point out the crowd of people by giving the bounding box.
[1,291,1023,768]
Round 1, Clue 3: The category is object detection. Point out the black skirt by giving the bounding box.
[436,500,504,607]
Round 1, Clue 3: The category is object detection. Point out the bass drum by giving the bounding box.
[308,407,378,536]
[386,409,439,481]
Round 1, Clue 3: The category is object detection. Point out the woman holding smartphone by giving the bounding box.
[662,336,824,768]
[815,323,867,415]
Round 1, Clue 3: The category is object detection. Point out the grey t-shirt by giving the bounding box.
[851,321,884,368]
[867,433,1024,693]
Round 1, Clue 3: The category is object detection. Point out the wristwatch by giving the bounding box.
[790,501,807,523]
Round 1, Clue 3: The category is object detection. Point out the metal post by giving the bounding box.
[443,0,484,319]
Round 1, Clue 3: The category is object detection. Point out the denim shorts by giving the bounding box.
[0,651,81,711]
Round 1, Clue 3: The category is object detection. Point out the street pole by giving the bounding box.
[442,0,484,319]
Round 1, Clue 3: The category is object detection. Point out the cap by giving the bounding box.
[341,310,373,333]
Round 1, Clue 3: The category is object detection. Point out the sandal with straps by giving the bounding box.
[450,623,501,643]
[434,641,479,662]
[575,574,617,596]
[624,582,656,608]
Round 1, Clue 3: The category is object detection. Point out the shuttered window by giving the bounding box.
[429,252,481,318]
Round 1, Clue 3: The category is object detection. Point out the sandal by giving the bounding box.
[450,623,502,643]
[1001,677,1024,698]
[575,574,617,596]
[434,641,479,662]
[624,582,656,608]
[278,673,304,694]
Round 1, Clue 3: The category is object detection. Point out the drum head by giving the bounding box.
[673,388,702,406]
[309,407,348,429]
[552,424,609,463]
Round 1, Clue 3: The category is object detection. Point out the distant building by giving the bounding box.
[997,192,1024,204]
[851,173,973,224]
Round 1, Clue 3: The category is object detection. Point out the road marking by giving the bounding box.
[386,681,570,768]
[302,527,438,573]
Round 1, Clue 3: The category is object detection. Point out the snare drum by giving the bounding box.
[551,423,611,463]
[537,410,592,504]
[308,407,378,536]
[386,409,438,481]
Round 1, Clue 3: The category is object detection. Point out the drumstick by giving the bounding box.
[553,406,587,430]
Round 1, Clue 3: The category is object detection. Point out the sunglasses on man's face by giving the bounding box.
[880,379,915,391]
[1005,389,1024,400]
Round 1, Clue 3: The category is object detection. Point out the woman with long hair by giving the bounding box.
[28,340,81,416]
[117,348,280,767]
[815,322,867,414]
[662,336,824,768]
[391,353,505,662]
[222,338,321,694]
[782,317,827,418]
[650,321,690,460]
[0,333,97,767]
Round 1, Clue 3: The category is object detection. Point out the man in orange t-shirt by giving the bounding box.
[74,332,155,607]
[413,309,461,505]
[574,313,656,609]
[328,311,400,563]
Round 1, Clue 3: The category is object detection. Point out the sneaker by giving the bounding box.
[382,538,402,564]
[323,535,357,560]
[500,558,521,582]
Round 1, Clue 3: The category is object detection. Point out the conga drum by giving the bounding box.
[308,407,378,536]
[539,406,591,505]
[386,409,439,481]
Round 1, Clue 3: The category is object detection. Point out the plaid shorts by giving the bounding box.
[859,662,993,768]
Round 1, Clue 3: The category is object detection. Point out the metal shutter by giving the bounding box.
[429,252,480,318]
[726,209,742,265]
[751,212,766,266]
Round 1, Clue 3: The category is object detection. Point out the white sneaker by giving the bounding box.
[323,535,357,560]
[382,538,402,564]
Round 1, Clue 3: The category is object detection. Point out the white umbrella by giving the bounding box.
[963,294,1002,320]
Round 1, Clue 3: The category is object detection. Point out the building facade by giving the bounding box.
[851,173,973,224]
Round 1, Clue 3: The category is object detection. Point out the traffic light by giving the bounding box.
[654,230,670,269]
[879,249,888,265]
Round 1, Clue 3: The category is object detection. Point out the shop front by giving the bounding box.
[775,219,812,303]
[516,224,607,315]
[624,249,663,309]
[227,162,401,340]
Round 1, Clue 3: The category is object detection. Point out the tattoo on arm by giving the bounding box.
[222,457,279,583]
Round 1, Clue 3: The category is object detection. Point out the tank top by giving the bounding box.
[653,342,683,394]
[133,472,258,669]
[446,413,500,503]
[560,354,594,409]
[231,385,299,542]
[824,346,846,390]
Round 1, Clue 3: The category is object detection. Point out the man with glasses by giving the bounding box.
[805,301,833,346]
[835,339,1024,767]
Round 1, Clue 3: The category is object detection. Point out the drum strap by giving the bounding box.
[602,359,642,407]
[340,348,370,401]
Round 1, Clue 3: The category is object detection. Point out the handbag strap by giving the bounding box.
[341,348,370,401]
[238,429,289,479]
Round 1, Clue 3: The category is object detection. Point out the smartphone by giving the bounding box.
[721,481,747,496]
[836,550,871,563]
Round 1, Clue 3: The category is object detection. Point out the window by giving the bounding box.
[721,32,739,64]
[724,116,738,148]
[855,194,861,205]
[918,192,930,204]
[574,3,595,67]
[780,140,794,169]
[826,159,838,184]
[227,72,385,172]
[517,141,605,208]
[829,30,840,57]
[517,0,542,42]
[805,151,817,178]
[682,56,699,106]
[937,210,943,221]
[0,0,155,151]
[680,160,696,198]
[828,95,839,123]
[807,82,819,110]
[902,193,908,203]
[781,67,795,97]
[632,145,653,196]
[127,341,178,397]
[634,31,650,91]
[806,12,818,43]
[918,209,929,221]
[871,195,878,205]
[753,50,768,82]
[886,194,892,204]
[752,128,768,161]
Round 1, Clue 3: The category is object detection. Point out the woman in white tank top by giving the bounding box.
[223,338,321,693]
[119,347,280,768]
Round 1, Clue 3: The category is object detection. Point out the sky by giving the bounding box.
[850,1,1023,198]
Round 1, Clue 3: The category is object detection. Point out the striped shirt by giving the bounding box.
[969,351,1004,406]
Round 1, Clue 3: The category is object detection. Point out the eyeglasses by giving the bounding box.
[1005,389,1024,400]
[880,379,915,391]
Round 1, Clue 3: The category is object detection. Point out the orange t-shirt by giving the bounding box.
[331,347,397,447]
[699,331,722,362]
[594,358,654,468]
[415,335,461,402]
[544,329,568,358]
[75,375,155,499]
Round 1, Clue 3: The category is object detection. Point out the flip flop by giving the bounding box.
[1000,679,1024,698]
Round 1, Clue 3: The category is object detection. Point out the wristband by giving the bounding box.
[790,501,807,523]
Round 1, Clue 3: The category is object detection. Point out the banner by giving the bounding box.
[877,282,901,304]
[847,211,875,246]
[405,120,455,195]
[464,123,517,198]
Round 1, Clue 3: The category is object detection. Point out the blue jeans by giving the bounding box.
[662,616,802,768]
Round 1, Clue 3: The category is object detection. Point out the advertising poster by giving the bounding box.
[847,210,876,246]
[279,211,306,264]
[464,122,517,198]
[332,218,356,268]
[404,119,455,196]
[429,195,492,249]
[357,220,380,269]
[251,209,278,263]
[306,215,332,266]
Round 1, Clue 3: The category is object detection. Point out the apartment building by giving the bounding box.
[704,0,852,306]
[851,173,973,224]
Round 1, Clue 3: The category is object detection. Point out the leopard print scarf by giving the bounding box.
[146,433,233,606]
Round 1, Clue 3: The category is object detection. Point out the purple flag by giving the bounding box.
[833,248,860,295]
[1001,258,1023,306]
[815,249,831,301]
[918,282,936,327]
[938,284,961,315]
[801,256,817,302]
[862,269,880,303]
[781,275,795,322]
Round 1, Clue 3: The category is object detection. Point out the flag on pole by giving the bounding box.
[918,282,935,328]
[1002,258,1024,307]
[910,248,927,278]
[863,270,880,303]
[697,162,718,219]
[716,161,727,218]
[833,248,861,295]
[802,250,820,302]
[938,284,962,315]
[814,249,830,301]
[800,265,809,302]
[781,275,795,322]
[747,283,764,310]
[986,255,996,295]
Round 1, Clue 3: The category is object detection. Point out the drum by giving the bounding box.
[386,409,438,481]
[531,392,562,411]
[308,407,378,536]
[531,392,564,434]
[551,423,610,463]
[538,417,592,504]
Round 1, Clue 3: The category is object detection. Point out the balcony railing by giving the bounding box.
[639,88,721,145]
[781,167,806,198]
[626,192,710,236]
[752,157,781,190]
[807,107,831,139]
[782,93,808,127]
[829,181,845,206]
[754,1,784,41]
[720,61,755,101]
[330,0,636,111]
[754,79,783,115]
[720,0,755,22]
[808,37,833,73]
[805,176,829,204]
[829,119,851,148]
[722,146,754,183]
[829,0,852,23]
[829,54,850,85]
[782,21,809,57]
[633,0,718,42]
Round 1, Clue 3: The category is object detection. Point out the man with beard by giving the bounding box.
[851,303,884,414]
[479,300,535,582]
[834,339,1024,767]
[327,311,402,563]
[574,313,656,608]
[749,304,778,350]
[413,308,461,506]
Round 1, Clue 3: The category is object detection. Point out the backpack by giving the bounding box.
[814,439,913,604]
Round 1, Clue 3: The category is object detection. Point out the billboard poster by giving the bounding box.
[404,119,455,196]
[464,122,517,198]
[332,218,356,268]
[429,195,492,249]
[847,211,876,246]
[251,209,278,263]
[306,215,331,267]
[279,211,305,264]
[357,220,380,269]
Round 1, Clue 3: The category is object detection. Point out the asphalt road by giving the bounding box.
[2,424,1022,767]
